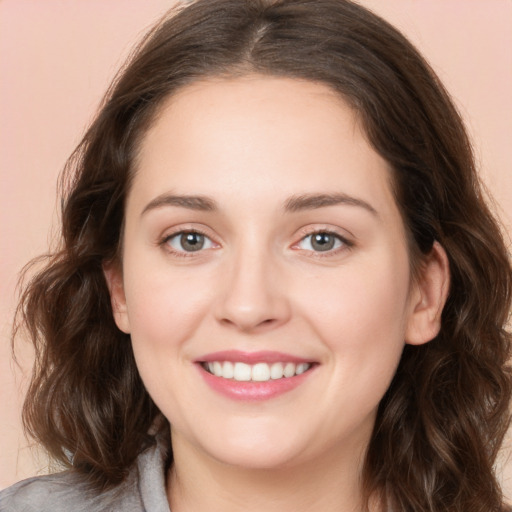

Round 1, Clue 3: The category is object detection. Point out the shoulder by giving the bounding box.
[0,432,170,512]
[0,469,143,512]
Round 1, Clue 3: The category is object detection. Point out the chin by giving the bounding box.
[190,426,311,470]
[209,444,305,471]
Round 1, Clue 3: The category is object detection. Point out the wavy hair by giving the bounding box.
[15,0,512,509]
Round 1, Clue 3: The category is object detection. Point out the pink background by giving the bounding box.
[1,0,511,494]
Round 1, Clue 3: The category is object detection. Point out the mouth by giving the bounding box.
[200,361,313,382]
[195,351,317,401]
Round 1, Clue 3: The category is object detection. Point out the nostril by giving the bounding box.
[219,315,280,333]
[214,273,292,332]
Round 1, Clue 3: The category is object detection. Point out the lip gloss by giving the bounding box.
[198,350,312,364]
[195,350,316,401]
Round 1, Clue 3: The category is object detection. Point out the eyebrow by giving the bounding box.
[141,194,218,215]
[283,193,378,216]
[141,192,378,217]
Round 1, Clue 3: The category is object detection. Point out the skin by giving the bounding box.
[105,75,449,512]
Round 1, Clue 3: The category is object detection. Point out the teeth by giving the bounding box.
[270,362,284,379]
[203,361,311,381]
[283,362,296,378]
[252,363,270,381]
[233,362,251,381]
[223,361,234,379]
[296,363,309,375]
[213,361,223,377]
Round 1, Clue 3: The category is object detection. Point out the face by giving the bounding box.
[106,75,443,472]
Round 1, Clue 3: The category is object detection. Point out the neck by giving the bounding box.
[166,431,373,512]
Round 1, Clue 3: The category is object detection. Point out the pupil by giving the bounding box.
[311,233,335,251]
[181,232,204,251]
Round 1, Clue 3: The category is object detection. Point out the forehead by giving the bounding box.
[130,75,397,218]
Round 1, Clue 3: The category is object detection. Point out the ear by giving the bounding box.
[405,241,450,345]
[103,261,131,334]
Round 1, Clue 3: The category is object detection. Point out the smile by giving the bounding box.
[196,351,317,401]
[201,361,312,381]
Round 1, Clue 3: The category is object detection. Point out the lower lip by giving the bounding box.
[197,364,315,401]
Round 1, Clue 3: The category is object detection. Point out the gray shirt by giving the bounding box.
[0,436,171,512]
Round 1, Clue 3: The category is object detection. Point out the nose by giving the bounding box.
[214,245,292,333]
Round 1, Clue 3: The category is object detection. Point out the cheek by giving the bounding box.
[122,258,215,356]
[304,255,409,337]
[121,264,217,421]
[298,248,411,392]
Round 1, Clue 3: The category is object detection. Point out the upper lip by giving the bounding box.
[196,350,314,364]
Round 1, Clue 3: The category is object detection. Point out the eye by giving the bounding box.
[297,231,346,252]
[165,231,215,253]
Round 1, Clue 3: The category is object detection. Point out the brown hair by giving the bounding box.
[15,0,512,510]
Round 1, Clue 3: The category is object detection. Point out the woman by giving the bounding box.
[2,0,511,510]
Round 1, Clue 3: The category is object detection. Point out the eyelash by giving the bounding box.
[160,228,216,258]
[293,229,354,257]
[159,228,353,258]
